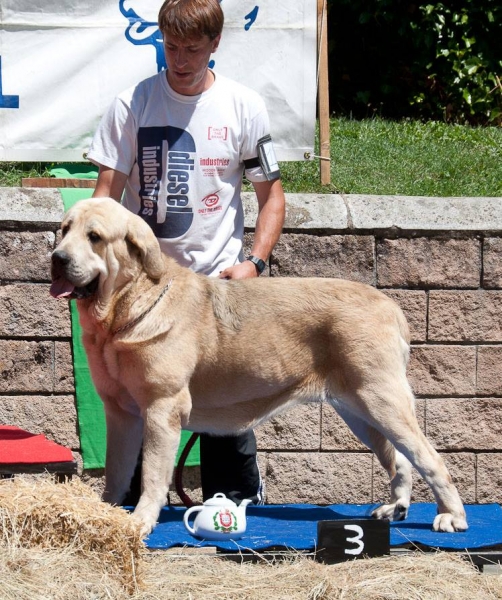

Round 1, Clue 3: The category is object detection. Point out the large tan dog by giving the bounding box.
[51,197,468,537]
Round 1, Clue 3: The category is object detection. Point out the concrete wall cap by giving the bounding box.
[0,188,64,226]
[1,188,501,233]
[345,194,502,232]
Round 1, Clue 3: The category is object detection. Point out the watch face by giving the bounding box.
[248,256,266,273]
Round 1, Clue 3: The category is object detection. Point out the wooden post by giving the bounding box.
[317,0,331,185]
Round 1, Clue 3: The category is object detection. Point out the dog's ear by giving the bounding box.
[126,216,164,279]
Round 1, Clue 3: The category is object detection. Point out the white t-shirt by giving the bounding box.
[88,71,277,276]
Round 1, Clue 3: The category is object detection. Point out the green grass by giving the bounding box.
[277,118,502,197]
[0,162,52,187]
[2,118,501,196]
[325,118,502,197]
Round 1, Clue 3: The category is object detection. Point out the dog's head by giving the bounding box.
[50,197,164,301]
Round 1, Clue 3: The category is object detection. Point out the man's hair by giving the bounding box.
[158,0,224,40]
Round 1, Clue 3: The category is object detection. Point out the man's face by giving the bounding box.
[163,33,220,95]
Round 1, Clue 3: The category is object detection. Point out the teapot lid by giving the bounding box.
[202,493,237,507]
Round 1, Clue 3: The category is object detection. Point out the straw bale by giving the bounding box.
[0,545,132,600]
[0,474,144,592]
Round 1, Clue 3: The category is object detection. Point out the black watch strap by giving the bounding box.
[247,255,266,275]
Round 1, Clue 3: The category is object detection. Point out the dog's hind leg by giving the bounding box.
[332,404,412,521]
[370,448,413,522]
[345,383,468,533]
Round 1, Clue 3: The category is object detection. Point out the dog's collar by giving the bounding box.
[112,279,173,335]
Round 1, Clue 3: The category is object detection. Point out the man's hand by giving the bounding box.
[218,260,259,280]
[219,178,285,280]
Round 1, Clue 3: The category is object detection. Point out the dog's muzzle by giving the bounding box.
[50,250,99,299]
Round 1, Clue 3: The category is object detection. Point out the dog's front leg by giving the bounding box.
[132,388,190,537]
[102,400,143,506]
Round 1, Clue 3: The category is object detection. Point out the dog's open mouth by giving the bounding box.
[50,275,99,300]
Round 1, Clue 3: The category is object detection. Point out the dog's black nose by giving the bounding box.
[51,250,71,275]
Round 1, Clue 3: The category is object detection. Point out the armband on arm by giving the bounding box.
[243,134,281,181]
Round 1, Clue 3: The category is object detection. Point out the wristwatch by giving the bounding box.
[247,255,267,275]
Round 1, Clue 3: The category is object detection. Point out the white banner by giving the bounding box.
[0,0,316,162]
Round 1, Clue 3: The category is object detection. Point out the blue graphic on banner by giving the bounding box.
[0,56,19,109]
[244,6,259,30]
[119,1,166,72]
[137,126,196,239]
[119,1,260,73]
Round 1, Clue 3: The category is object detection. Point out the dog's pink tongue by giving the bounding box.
[50,278,75,299]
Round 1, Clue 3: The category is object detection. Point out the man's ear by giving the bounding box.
[126,216,164,279]
[211,34,221,53]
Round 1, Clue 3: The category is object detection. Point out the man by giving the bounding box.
[87,0,286,506]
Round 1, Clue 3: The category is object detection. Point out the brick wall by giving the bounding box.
[1,188,502,507]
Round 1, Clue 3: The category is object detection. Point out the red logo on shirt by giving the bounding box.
[199,192,222,215]
[208,127,228,141]
[202,193,220,207]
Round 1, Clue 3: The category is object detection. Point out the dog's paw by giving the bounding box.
[371,502,409,522]
[131,509,157,538]
[433,513,468,533]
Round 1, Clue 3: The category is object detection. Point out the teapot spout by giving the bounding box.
[240,498,252,508]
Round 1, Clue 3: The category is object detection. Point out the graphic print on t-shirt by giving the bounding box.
[137,126,195,239]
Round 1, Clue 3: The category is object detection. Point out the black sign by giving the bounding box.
[316,519,390,564]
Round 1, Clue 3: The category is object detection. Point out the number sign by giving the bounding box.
[316,519,390,564]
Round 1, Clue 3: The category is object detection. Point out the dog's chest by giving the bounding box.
[86,335,123,388]
[101,342,122,382]
[87,342,140,415]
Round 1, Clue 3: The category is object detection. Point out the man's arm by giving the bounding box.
[92,165,128,201]
[219,178,286,279]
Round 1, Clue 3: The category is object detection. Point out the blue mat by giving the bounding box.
[144,503,502,552]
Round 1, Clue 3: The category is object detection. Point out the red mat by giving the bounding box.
[0,426,74,464]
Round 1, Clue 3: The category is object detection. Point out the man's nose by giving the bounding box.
[174,49,187,67]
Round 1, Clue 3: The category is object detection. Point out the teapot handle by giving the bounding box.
[183,505,203,535]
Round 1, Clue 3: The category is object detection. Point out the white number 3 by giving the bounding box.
[344,524,365,555]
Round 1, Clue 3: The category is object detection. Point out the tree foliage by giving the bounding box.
[327,1,502,124]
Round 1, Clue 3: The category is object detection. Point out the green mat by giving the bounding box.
[50,164,99,179]
[60,188,200,469]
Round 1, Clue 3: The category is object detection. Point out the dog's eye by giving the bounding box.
[88,232,101,243]
[61,225,69,237]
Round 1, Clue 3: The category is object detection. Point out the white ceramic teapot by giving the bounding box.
[183,493,251,540]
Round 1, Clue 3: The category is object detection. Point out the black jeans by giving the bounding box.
[200,430,263,505]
